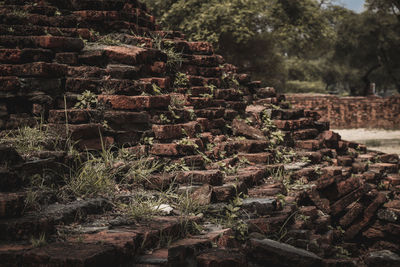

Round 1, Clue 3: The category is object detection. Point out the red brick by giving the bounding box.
[48,109,101,124]
[369,163,399,173]
[330,185,367,216]
[0,76,21,91]
[152,122,201,140]
[197,249,247,267]
[0,49,53,64]
[150,143,196,156]
[344,193,387,240]
[22,242,116,267]
[386,174,400,186]
[186,42,214,55]
[295,140,322,151]
[238,153,273,164]
[175,170,223,186]
[339,202,364,227]
[104,46,166,65]
[32,36,84,51]
[0,62,67,77]
[98,95,170,110]
[0,193,25,218]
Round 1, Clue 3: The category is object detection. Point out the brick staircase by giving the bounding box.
[1,0,400,266]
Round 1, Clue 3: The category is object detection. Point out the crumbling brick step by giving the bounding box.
[238,153,274,164]
[182,54,224,67]
[152,122,201,140]
[0,168,23,192]
[0,192,25,219]
[150,143,197,157]
[175,170,223,186]
[182,65,222,78]
[217,140,269,156]
[172,40,214,55]
[247,238,323,267]
[0,198,110,241]
[274,118,315,131]
[0,62,67,78]
[225,167,267,187]
[0,36,84,51]
[65,78,148,94]
[0,24,91,38]
[0,49,54,64]
[98,95,170,111]
[135,228,235,266]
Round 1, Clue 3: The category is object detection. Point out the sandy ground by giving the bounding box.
[333,129,400,154]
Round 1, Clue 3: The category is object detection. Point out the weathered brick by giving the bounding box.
[0,62,67,77]
[152,122,201,140]
[32,36,84,51]
[175,170,223,186]
[0,48,54,64]
[0,193,25,218]
[150,143,196,156]
[98,95,170,110]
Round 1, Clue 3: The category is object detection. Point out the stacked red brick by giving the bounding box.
[0,0,400,266]
[287,94,400,129]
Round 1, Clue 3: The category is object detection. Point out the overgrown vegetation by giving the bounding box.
[174,72,189,88]
[150,33,184,73]
[0,125,58,155]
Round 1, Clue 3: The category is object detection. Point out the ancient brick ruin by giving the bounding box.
[288,94,400,129]
[1,1,400,266]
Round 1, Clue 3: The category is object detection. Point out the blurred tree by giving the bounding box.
[334,4,400,95]
[143,0,400,95]
[143,0,336,91]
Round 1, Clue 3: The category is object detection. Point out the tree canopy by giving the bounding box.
[144,0,400,95]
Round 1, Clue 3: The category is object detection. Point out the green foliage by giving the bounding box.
[97,35,122,46]
[144,0,400,95]
[285,80,327,94]
[65,144,161,198]
[128,193,165,221]
[150,33,184,72]
[160,114,171,123]
[65,153,116,197]
[152,83,163,95]
[0,125,57,155]
[11,9,29,18]
[174,72,189,88]
[75,90,98,109]
[30,233,47,248]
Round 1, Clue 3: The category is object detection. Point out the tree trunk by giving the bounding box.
[362,64,380,96]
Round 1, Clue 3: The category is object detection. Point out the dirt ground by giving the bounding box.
[334,129,400,155]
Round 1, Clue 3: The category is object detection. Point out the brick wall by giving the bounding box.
[287,94,400,129]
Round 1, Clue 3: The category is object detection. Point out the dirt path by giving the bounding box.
[334,129,400,154]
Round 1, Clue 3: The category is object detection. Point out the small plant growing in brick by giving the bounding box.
[221,71,239,89]
[11,9,29,18]
[160,113,171,124]
[30,233,47,248]
[201,83,216,98]
[152,83,163,95]
[75,90,98,109]
[128,193,165,221]
[164,160,190,172]
[186,108,196,121]
[174,72,189,88]
[150,33,183,72]
[98,35,122,46]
